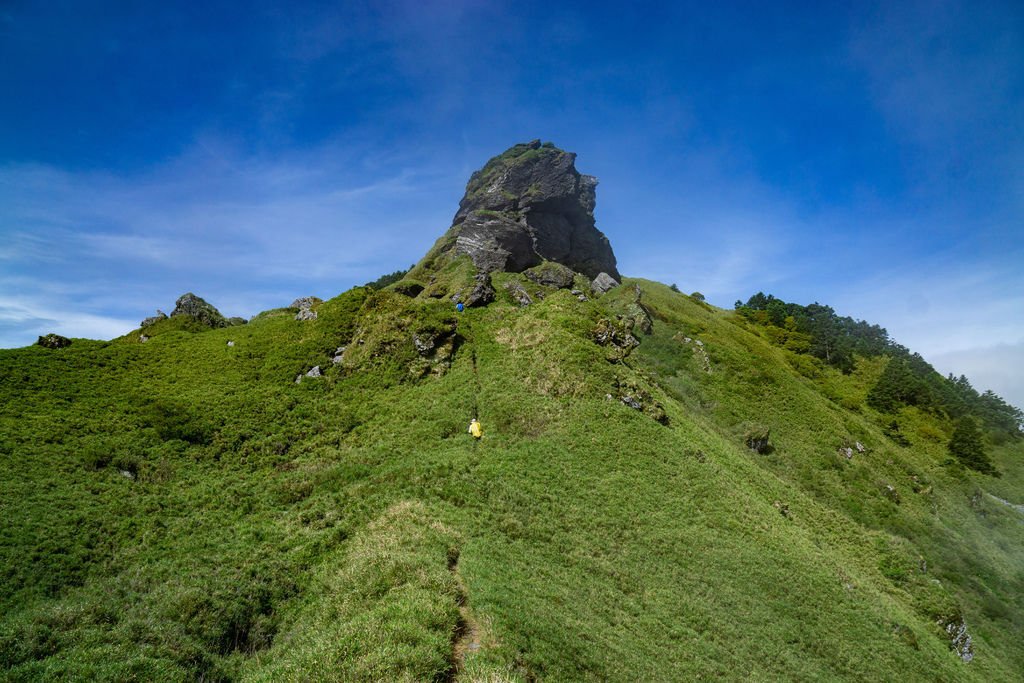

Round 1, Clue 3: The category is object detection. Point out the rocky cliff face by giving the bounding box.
[441,140,620,280]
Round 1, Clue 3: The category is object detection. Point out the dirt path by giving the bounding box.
[446,554,481,681]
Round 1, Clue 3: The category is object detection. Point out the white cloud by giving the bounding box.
[931,340,1024,410]
[828,254,1024,358]
[0,139,463,347]
[0,293,136,347]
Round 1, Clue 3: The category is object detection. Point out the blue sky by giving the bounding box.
[1,0,1022,407]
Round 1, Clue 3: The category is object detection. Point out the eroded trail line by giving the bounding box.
[460,318,483,446]
[470,346,481,419]
[446,554,481,682]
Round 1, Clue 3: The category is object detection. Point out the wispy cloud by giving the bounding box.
[0,292,137,347]
[620,215,794,303]
[848,0,1024,205]
[931,341,1024,410]
[0,139,463,347]
[817,245,1024,405]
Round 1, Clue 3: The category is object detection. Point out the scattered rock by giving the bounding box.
[464,273,495,307]
[855,441,866,453]
[612,377,668,424]
[413,332,438,356]
[592,317,640,361]
[626,302,653,335]
[623,285,654,334]
[120,470,135,480]
[408,322,458,378]
[295,374,303,384]
[305,366,322,378]
[676,334,712,373]
[942,616,974,662]
[620,395,642,411]
[171,293,227,328]
[36,333,71,349]
[227,341,235,347]
[880,482,901,504]
[590,272,620,295]
[141,310,168,327]
[139,335,150,343]
[839,446,854,459]
[331,346,346,364]
[292,296,322,321]
[773,500,790,517]
[290,296,322,309]
[505,281,533,307]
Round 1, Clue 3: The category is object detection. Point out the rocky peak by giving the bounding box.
[171,293,227,328]
[443,140,620,280]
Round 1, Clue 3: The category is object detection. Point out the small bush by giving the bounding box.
[81,444,112,470]
[138,400,214,445]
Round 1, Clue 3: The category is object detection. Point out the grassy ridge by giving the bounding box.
[1,276,1021,680]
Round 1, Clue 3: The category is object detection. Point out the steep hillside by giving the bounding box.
[2,274,1022,681]
[3,142,1022,681]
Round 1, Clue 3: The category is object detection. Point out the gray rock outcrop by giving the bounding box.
[141,310,168,327]
[591,272,620,295]
[171,293,227,328]
[464,273,495,308]
[506,281,533,307]
[37,333,71,349]
[592,316,640,361]
[440,140,620,281]
[625,284,653,334]
[291,296,321,321]
[943,616,974,662]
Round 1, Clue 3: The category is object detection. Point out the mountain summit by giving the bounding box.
[417,140,620,283]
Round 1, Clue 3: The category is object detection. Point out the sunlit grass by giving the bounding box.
[1,276,1021,680]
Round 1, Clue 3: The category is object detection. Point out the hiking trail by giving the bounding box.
[446,553,481,681]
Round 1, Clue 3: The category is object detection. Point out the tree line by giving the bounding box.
[736,292,1021,472]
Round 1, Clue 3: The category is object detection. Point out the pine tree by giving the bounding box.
[948,417,997,475]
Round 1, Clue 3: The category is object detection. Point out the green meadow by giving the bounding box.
[2,272,1021,681]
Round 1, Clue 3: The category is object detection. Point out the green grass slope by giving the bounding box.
[1,277,1021,681]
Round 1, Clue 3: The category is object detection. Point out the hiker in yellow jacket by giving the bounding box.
[468,418,482,439]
